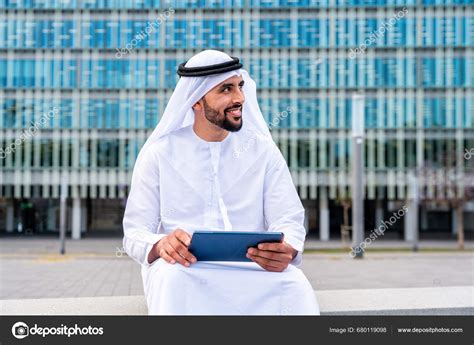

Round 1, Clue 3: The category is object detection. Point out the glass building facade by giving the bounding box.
[0,1,473,239]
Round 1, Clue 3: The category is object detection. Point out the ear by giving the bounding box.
[192,98,203,111]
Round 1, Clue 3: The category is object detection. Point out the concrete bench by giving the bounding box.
[1,286,472,315]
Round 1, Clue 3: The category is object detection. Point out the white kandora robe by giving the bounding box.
[123,124,320,315]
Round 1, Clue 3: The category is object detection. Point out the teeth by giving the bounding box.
[227,108,241,116]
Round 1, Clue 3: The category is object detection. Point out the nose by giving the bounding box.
[233,87,245,104]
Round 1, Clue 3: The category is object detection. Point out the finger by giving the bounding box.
[179,248,197,264]
[246,253,282,269]
[247,254,285,272]
[248,247,285,261]
[169,238,196,263]
[174,230,192,246]
[248,248,291,263]
[256,242,287,252]
[251,259,278,271]
[261,265,285,272]
[166,243,190,267]
[159,247,176,264]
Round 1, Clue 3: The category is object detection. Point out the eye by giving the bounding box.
[222,87,231,92]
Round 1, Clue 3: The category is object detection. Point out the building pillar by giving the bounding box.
[72,197,81,240]
[81,204,87,233]
[452,208,457,236]
[454,202,464,249]
[405,174,419,250]
[404,199,419,244]
[375,199,384,228]
[47,206,56,231]
[6,203,14,233]
[420,206,428,231]
[319,188,329,241]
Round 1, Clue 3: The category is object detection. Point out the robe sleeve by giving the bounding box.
[122,147,167,266]
[263,144,307,266]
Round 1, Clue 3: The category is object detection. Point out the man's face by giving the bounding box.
[198,75,245,132]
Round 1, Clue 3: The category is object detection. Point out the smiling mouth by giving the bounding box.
[225,107,242,120]
[226,106,241,114]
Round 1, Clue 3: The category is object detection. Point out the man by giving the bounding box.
[123,50,319,315]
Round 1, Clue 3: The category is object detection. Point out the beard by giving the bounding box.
[202,97,243,132]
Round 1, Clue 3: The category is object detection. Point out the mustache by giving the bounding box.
[224,103,242,113]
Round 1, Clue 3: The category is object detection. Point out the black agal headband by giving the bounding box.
[177,56,242,77]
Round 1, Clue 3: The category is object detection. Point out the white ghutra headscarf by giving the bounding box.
[136,50,272,164]
[132,50,275,231]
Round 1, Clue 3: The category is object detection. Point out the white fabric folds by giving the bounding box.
[142,261,320,315]
[122,50,320,315]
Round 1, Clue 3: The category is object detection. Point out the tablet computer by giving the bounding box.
[188,231,284,262]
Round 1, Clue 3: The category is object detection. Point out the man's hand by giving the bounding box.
[148,229,197,267]
[246,241,297,272]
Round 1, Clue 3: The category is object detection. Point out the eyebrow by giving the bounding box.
[220,80,245,89]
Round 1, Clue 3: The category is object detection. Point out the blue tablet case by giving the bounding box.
[188,231,284,262]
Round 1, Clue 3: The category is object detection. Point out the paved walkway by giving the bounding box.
[0,238,472,300]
